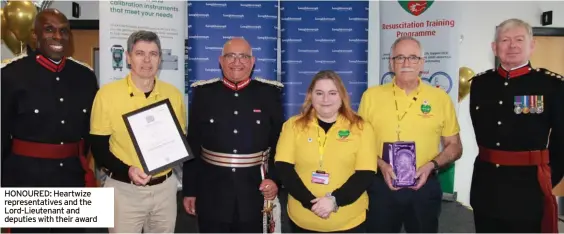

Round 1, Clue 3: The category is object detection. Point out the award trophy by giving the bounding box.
[382,141,417,187]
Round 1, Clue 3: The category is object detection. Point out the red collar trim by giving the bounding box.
[497,64,532,79]
[222,78,251,91]
[36,54,66,72]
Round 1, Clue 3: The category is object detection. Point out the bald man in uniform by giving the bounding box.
[182,38,283,233]
[1,9,98,233]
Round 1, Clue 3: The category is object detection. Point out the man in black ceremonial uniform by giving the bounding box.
[182,38,283,233]
[469,18,563,233]
[1,9,98,233]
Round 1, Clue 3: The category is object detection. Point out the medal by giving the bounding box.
[529,95,537,113]
[522,95,529,114]
[537,95,544,114]
[514,96,522,114]
[514,105,522,114]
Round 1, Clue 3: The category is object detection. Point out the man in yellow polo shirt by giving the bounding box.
[358,36,462,233]
[89,30,187,233]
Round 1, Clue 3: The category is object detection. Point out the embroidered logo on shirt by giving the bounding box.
[419,100,434,118]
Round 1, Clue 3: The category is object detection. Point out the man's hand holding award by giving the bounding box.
[123,99,193,177]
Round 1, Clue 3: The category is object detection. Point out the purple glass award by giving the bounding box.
[382,141,416,187]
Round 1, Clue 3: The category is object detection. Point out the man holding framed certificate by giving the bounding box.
[89,30,189,233]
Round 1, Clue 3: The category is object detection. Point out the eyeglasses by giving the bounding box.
[223,53,252,64]
[392,55,422,64]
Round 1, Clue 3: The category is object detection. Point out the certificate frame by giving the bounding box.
[122,98,193,175]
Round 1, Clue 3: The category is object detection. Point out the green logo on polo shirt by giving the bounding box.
[421,100,431,114]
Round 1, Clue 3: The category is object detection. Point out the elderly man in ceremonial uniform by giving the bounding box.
[182,37,283,233]
[1,9,98,233]
[470,18,564,233]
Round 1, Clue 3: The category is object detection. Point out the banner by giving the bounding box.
[98,1,186,186]
[99,1,185,92]
[379,1,460,195]
[280,1,369,119]
[186,1,278,103]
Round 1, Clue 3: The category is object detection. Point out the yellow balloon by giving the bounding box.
[2,29,24,55]
[4,0,37,43]
[0,8,6,33]
[459,67,475,102]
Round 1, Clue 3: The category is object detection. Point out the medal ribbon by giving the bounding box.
[392,82,420,141]
[532,95,536,110]
[524,96,529,110]
[316,125,329,170]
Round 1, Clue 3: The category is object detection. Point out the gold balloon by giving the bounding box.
[4,0,37,43]
[0,8,6,33]
[459,67,475,102]
[2,27,24,55]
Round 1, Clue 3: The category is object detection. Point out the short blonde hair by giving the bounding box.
[494,18,533,42]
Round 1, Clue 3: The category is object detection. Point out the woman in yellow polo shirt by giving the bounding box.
[275,70,378,232]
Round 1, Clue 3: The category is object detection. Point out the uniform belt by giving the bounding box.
[478,147,549,166]
[105,169,172,186]
[11,138,97,187]
[201,147,269,168]
[478,146,557,233]
[12,138,84,159]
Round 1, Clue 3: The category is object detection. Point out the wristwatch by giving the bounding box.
[325,192,339,213]
[431,159,439,172]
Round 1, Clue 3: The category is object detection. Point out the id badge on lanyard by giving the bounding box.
[311,126,330,185]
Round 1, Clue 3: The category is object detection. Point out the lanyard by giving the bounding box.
[316,126,328,170]
[392,83,420,141]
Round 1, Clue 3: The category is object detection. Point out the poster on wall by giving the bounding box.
[99,1,186,95]
[186,1,278,105]
[98,1,186,188]
[379,1,460,196]
[280,1,369,119]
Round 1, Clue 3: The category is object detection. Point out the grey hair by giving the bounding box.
[390,36,424,57]
[389,36,424,70]
[494,18,533,42]
[127,30,162,56]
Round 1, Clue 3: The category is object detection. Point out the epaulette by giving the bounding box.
[474,68,495,77]
[254,77,284,88]
[190,78,220,88]
[1,53,27,69]
[68,57,94,71]
[534,68,563,80]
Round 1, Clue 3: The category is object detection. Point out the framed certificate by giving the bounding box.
[122,99,193,175]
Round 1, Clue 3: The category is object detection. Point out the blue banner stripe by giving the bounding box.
[280,1,369,119]
[186,1,278,101]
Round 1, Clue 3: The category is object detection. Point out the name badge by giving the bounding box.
[311,170,329,185]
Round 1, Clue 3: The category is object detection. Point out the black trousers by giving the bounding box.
[197,201,262,233]
[291,219,366,233]
[473,212,541,233]
[366,174,442,233]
